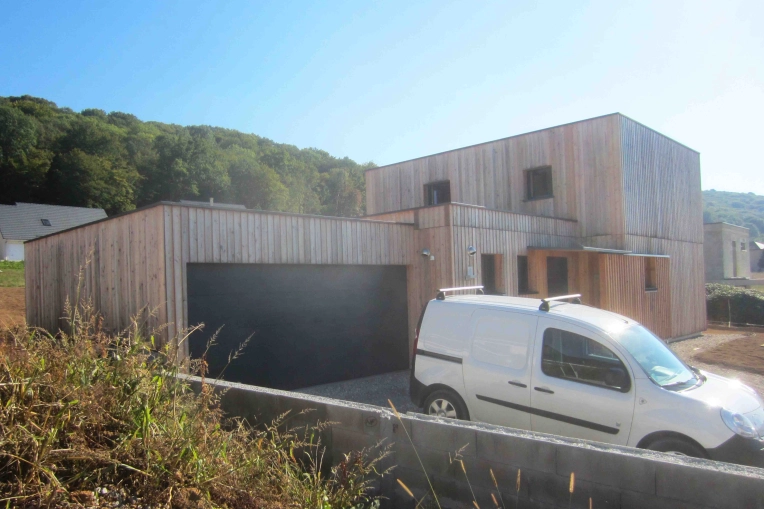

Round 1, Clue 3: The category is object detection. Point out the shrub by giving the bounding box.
[0,300,388,508]
[706,283,764,325]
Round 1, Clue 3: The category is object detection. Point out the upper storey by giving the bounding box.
[365,114,702,243]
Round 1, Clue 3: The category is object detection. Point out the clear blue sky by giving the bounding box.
[1,0,762,193]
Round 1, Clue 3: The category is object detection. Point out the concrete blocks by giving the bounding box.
[182,375,764,509]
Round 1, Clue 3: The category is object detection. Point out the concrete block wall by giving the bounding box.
[182,376,764,509]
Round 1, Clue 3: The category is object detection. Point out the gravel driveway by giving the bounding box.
[294,370,418,413]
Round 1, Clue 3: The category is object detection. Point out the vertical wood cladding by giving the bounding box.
[365,114,624,239]
[25,207,167,338]
[26,204,417,356]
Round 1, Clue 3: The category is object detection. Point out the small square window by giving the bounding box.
[741,241,747,251]
[41,219,51,226]
[525,166,553,200]
[424,181,451,206]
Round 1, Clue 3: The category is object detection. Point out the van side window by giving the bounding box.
[471,314,530,369]
[541,328,630,392]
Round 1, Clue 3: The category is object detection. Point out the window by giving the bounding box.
[40,219,51,226]
[644,257,657,291]
[525,166,553,200]
[424,181,451,206]
[481,254,503,295]
[741,240,747,251]
[541,328,630,392]
[517,255,530,294]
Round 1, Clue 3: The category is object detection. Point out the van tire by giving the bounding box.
[423,390,469,421]
[645,437,707,458]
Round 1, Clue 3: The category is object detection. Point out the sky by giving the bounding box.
[1,0,762,194]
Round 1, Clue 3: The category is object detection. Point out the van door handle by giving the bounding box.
[508,381,527,388]
[534,387,554,394]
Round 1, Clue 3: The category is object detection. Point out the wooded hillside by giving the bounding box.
[703,190,764,241]
[0,95,372,217]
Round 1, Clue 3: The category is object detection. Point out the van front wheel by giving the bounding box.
[424,390,469,421]
[646,437,707,458]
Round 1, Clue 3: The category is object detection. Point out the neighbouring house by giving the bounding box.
[0,203,106,261]
[704,222,750,284]
[751,240,764,274]
[24,113,706,390]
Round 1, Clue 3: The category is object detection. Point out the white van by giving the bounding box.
[410,289,764,467]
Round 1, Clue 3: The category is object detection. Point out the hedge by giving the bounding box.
[706,283,764,325]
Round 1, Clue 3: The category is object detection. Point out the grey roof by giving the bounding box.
[0,202,107,241]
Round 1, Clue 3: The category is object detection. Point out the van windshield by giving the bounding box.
[614,325,698,390]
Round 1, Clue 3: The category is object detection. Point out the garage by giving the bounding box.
[187,263,410,390]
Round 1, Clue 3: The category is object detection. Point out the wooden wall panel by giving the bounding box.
[598,254,672,339]
[364,114,623,241]
[25,207,167,339]
[620,117,703,244]
[624,235,705,339]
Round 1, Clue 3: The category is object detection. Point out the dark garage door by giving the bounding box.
[187,263,409,390]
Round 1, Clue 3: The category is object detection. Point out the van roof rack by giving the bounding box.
[539,294,582,311]
[436,286,484,300]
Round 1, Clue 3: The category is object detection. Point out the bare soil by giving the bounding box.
[672,330,764,397]
[0,287,25,325]
[694,334,764,376]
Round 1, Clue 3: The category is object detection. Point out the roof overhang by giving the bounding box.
[527,246,669,257]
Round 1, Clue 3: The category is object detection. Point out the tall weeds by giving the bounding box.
[0,300,386,508]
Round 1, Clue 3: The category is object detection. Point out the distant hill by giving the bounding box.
[703,190,764,241]
[0,95,372,217]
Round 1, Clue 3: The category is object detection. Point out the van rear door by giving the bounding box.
[462,309,537,430]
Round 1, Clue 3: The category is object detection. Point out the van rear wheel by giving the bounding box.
[423,390,469,420]
[646,437,707,458]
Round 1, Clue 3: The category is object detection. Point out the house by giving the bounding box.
[0,203,106,261]
[24,113,706,390]
[703,222,750,284]
[751,240,764,274]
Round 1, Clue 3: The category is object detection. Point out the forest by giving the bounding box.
[0,95,372,217]
[703,190,764,241]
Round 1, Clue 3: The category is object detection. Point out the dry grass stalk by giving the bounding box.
[0,296,389,508]
[388,399,442,509]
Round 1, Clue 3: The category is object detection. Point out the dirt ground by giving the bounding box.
[672,330,764,397]
[0,287,25,326]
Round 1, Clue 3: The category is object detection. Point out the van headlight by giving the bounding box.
[720,408,759,439]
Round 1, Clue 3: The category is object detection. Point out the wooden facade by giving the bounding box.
[366,113,704,339]
[25,204,420,356]
[26,113,705,361]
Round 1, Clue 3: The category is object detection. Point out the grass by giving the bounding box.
[0,296,389,508]
[0,261,24,287]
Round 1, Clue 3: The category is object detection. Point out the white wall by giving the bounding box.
[1,240,24,261]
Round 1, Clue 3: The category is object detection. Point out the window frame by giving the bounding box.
[540,327,632,393]
[424,180,452,206]
[517,255,532,294]
[524,166,553,201]
[40,219,52,226]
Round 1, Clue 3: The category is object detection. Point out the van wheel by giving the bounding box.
[423,390,469,420]
[646,437,707,458]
